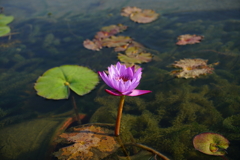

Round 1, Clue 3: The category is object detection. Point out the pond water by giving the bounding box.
[0,0,240,160]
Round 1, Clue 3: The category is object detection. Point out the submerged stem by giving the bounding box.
[134,143,170,160]
[71,94,81,124]
[115,95,125,136]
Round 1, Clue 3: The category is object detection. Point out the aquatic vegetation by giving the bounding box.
[118,51,152,64]
[176,34,204,45]
[121,6,142,17]
[83,24,128,51]
[34,65,99,99]
[130,9,159,23]
[102,35,132,48]
[0,14,14,37]
[170,58,218,79]
[98,62,151,136]
[193,132,229,156]
[53,124,120,160]
[121,7,159,23]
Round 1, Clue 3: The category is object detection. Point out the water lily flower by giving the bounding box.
[98,62,151,96]
[98,62,151,136]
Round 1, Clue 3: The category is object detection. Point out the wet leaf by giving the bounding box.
[193,132,229,156]
[130,9,159,23]
[170,58,217,79]
[0,25,11,37]
[118,52,152,64]
[121,6,142,17]
[83,39,102,51]
[34,65,99,99]
[53,125,120,160]
[101,24,127,33]
[176,34,204,45]
[0,14,14,25]
[102,36,132,48]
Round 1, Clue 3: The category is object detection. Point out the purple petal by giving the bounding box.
[105,89,122,96]
[127,89,152,96]
[98,71,113,88]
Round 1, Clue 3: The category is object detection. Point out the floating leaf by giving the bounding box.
[0,14,14,25]
[102,36,132,48]
[101,24,127,33]
[0,25,11,37]
[193,132,229,156]
[176,34,204,45]
[121,6,142,17]
[34,65,99,99]
[125,46,143,56]
[130,9,159,23]
[170,58,217,79]
[118,52,152,64]
[53,125,120,160]
[83,39,102,51]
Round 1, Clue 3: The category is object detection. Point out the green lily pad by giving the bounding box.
[0,25,11,37]
[0,14,14,25]
[34,65,99,100]
[193,132,229,156]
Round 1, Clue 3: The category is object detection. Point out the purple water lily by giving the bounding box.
[98,62,151,96]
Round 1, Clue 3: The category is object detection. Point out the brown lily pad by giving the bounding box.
[102,36,132,48]
[118,52,152,64]
[53,125,120,160]
[170,58,218,79]
[193,132,229,156]
[101,24,127,33]
[130,9,159,23]
[83,39,102,51]
[176,34,204,45]
[121,6,142,17]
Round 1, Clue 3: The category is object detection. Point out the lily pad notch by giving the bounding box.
[34,65,99,122]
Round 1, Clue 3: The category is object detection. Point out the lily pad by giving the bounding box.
[0,25,11,37]
[170,58,217,79]
[176,34,204,45]
[101,24,127,33]
[34,65,99,99]
[83,39,102,51]
[102,36,132,48]
[193,132,229,156]
[53,124,120,160]
[118,52,152,64]
[0,14,14,25]
[130,9,159,23]
[121,6,142,17]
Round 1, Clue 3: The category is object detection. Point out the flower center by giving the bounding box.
[116,75,131,82]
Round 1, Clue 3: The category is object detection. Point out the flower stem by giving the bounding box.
[115,95,125,136]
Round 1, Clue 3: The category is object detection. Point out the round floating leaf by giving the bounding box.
[53,124,120,160]
[193,132,229,156]
[34,65,99,100]
[0,25,10,37]
[0,14,14,25]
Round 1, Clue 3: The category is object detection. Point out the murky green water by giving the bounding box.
[0,0,240,160]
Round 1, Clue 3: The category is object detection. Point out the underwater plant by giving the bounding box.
[98,62,151,136]
[34,65,99,122]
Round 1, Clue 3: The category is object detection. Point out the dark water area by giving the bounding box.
[0,0,240,160]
